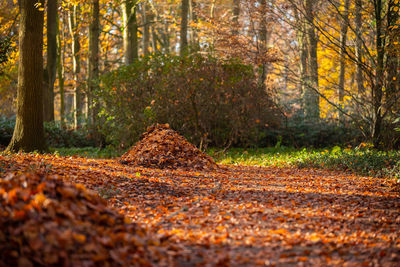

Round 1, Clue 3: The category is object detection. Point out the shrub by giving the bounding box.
[98,53,279,148]
[0,115,14,146]
[0,117,95,148]
[260,113,363,148]
[44,122,95,148]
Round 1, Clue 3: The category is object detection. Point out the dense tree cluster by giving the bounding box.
[0,0,399,151]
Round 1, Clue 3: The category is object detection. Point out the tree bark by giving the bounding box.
[304,0,320,122]
[189,0,198,47]
[180,0,189,55]
[232,0,240,35]
[210,0,216,51]
[150,19,158,53]
[68,4,81,129]
[372,0,384,147]
[258,0,268,89]
[293,4,308,113]
[122,0,138,64]
[142,1,150,55]
[162,19,170,53]
[88,0,100,128]
[7,0,46,152]
[57,11,65,128]
[338,0,350,125]
[355,0,364,94]
[43,0,57,122]
[386,0,399,101]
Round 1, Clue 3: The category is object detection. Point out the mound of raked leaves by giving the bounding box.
[0,172,171,266]
[120,124,218,171]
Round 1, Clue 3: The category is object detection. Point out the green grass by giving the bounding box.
[209,146,400,181]
[208,147,321,167]
[49,145,400,181]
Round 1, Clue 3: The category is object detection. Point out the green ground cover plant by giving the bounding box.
[210,146,400,182]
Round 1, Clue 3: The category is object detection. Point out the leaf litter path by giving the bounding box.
[1,153,400,266]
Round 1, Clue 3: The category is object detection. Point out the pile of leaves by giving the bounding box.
[120,124,218,171]
[0,172,171,266]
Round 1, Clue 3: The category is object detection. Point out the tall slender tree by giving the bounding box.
[57,11,65,128]
[338,0,350,124]
[180,0,189,55]
[354,0,364,94]
[189,0,199,47]
[303,0,320,122]
[142,1,150,55]
[7,0,46,152]
[258,0,269,88]
[43,0,57,122]
[122,0,138,64]
[88,0,100,127]
[68,4,81,128]
[232,0,240,35]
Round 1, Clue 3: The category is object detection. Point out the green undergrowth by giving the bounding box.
[209,146,400,181]
[48,146,400,181]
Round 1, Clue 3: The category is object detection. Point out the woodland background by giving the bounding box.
[0,0,399,150]
[0,1,400,265]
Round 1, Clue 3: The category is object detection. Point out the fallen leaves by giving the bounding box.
[0,172,172,266]
[120,123,218,171]
[0,152,399,266]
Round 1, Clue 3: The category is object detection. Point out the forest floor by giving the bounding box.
[1,153,399,266]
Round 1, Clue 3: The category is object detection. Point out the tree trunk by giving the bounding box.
[372,0,384,147]
[386,0,399,101]
[293,4,308,114]
[88,0,100,128]
[68,4,81,129]
[161,19,170,53]
[258,0,268,89]
[180,0,189,55]
[189,0,198,47]
[232,0,240,35]
[338,0,350,125]
[7,0,46,152]
[142,1,150,55]
[150,19,158,53]
[355,0,364,94]
[43,0,57,122]
[57,11,65,128]
[122,0,138,64]
[210,0,216,51]
[304,0,320,122]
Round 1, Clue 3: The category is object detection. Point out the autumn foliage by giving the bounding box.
[120,123,218,171]
[0,152,399,266]
[0,172,171,266]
